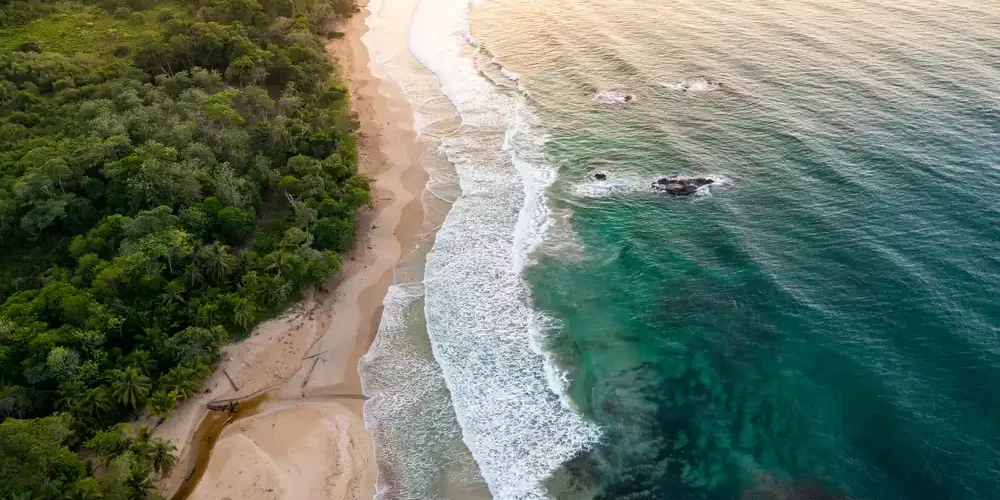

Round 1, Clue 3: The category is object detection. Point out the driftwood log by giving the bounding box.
[205,400,239,413]
[222,369,239,392]
[301,357,321,388]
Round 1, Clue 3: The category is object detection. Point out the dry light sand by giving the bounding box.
[154,2,427,498]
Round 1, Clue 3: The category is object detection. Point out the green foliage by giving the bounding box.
[0,0,365,497]
[147,389,179,419]
[216,206,254,244]
[0,414,87,498]
[109,367,152,411]
[84,423,178,488]
[0,3,174,60]
[313,216,355,252]
[151,438,177,476]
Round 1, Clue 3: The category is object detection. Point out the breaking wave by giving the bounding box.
[407,0,601,498]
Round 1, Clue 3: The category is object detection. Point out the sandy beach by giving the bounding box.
[154,2,427,498]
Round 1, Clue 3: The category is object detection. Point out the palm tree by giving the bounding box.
[127,349,156,375]
[235,250,258,276]
[148,389,179,424]
[266,250,293,277]
[158,280,187,307]
[201,242,237,282]
[196,302,220,327]
[184,261,204,288]
[150,439,178,477]
[109,367,152,410]
[137,328,169,354]
[160,365,201,399]
[78,387,113,423]
[263,276,290,307]
[232,296,255,328]
[130,426,154,463]
[126,463,155,499]
[133,426,154,446]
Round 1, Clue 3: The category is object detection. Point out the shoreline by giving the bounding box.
[154,1,428,497]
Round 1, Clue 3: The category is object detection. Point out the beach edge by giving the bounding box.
[153,1,428,497]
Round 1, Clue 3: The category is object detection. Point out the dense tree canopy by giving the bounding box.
[0,0,365,496]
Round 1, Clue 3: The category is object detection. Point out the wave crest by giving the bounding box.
[408,0,602,498]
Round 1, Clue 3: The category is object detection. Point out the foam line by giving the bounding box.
[409,0,601,498]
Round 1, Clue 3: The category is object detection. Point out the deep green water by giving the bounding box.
[472,0,1000,498]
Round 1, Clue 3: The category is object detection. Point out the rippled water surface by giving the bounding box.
[366,0,1000,498]
[471,0,1000,498]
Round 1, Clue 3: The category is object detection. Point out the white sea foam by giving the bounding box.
[360,2,489,498]
[408,0,601,498]
[363,283,488,499]
[500,67,521,82]
[594,90,635,103]
[573,174,731,198]
[572,174,651,198]
[663,75,723,93]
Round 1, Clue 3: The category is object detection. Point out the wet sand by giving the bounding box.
[154,2,427,498]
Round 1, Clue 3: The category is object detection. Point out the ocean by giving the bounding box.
[360,0,1000,499]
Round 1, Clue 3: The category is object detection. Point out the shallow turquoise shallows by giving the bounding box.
[470,0,1000,498]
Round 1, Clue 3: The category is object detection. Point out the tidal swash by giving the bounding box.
[362,0,1000,499]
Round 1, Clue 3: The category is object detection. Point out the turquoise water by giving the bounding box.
[468,0,1000,498]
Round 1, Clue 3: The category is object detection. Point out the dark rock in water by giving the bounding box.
[668,76,724,93]
[601,399,616,412]
[652,177,715,196]
[593,172,608,181]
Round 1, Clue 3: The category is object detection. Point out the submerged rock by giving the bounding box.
[593,172,608,181]
[652,177,715,196]
[743,475,848,500]
[665,76,724,93]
